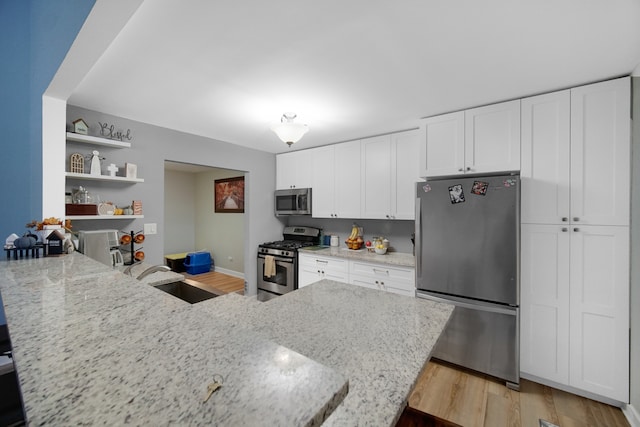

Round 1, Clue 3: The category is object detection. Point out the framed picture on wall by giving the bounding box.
[214,176,245,213]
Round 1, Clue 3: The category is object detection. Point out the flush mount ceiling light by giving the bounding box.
[271,113,309,147]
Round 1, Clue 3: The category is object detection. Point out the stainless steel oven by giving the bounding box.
[257,252,296,300]
[257,226,320,301]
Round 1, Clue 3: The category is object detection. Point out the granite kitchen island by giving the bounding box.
[0,253,452,426]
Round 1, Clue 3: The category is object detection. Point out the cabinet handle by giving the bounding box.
[573,228,580,232]
[316,260,328,264]
[386,214,390,219]
[458,168,464,172]
[373,268,389,275]
[561,227,568,232]
[562,217,568,222]
[466,167,472,171]
[573,217,579,222]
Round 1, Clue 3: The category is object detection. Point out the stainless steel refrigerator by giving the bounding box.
[415,172,520,389]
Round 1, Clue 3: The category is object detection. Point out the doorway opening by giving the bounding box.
[164,161,245,294]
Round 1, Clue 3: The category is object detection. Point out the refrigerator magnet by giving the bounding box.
[448,184,465,204]
[503,178,517,188]
[422,184,432,193]
[471,181,489,196]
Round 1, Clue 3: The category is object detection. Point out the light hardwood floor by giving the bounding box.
[407,361,629,427]
[183,270,244,294]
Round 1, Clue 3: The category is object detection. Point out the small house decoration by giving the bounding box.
[46,230,65,255]
[70,153,84,174]
[72,119,89,135]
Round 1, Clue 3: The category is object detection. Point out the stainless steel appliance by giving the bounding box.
[78,229,123,267]
[274,188,312,216]
[415,172,520,389]
[257,226,320,301]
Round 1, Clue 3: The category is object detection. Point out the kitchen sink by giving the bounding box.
[153,281,220,304]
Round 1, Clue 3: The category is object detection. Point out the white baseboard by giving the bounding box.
[214,267,244,280]
[623,403,640,427]
[520,372,624,407]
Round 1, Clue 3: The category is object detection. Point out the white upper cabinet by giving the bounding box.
[521,77,630,226]
[521,90,571,224]
[420,100,520,177]
[420,111,464,177]
[276,150,312,190]
[360,130,421,220]
[391,130,422,219]
[464,100,521,174]
[570,78,630,226]
[361,135,392,219]
[312,141,361,218]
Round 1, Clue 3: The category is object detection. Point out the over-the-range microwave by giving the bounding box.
[274,188,312,216]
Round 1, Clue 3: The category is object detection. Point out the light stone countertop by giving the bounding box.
[0,252,452,426]
[299,246,415,268]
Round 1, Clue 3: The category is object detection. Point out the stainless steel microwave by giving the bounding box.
[275,188,312,216]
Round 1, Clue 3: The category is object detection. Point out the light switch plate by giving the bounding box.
[144,223,157,235]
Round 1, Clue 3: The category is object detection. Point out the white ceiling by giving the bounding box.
[67,0,640,154]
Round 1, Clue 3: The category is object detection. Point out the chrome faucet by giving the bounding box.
[124,264,171,280]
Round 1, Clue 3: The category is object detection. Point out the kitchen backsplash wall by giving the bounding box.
[284,216,415,254]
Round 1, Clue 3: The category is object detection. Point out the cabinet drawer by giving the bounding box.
[298,254,348,272]
[350,275,415,297]
[350,261,414,282]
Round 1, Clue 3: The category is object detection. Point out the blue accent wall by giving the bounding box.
[0,0,95,244]
[0,0,95,325]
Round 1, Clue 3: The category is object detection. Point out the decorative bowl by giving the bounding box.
[374,247,387,255]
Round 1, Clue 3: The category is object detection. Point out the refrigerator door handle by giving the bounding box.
[417,292,517,316]
[415,197,422,279]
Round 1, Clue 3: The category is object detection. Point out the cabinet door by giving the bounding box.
[361,135,391,219]
[520,224,570,384]
[392,129,421,220]
[521,91,571,224]
[465,100,521,174]
[570,77,630,226]
[276,150,312,190]
[420,111,465,177]
[333,140,361,218]
[311,145,335,218]
[569,225,629,401]
[298,265,322,288]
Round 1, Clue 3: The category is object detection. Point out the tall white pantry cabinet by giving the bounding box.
[520,77,630,402]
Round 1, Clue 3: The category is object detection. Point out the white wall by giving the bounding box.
[164,169,196,255]
[65,105,281,295]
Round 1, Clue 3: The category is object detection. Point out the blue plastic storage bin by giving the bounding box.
[183,251,212,275]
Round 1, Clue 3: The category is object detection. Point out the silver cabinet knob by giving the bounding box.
[561,227,568,232]
[458,168,464,172]
[562,217,568,222]
[466,167,471,171]
[573,228,580,232]
[573,217,579,222]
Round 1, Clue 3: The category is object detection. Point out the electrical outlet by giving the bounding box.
[227,256,233,261]
[144,223,157,235]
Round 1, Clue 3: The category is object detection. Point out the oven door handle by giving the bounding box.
[258,254,294,264]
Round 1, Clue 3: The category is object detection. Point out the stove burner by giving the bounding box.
[260,240,316,250]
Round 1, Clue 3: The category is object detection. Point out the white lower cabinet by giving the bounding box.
[520,224,629,402]
[297,253,416,297]
[349,261,415,297]
[298,253,348,288]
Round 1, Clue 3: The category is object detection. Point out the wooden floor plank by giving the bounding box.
[183,270,244,294]
[405,361,628,427]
